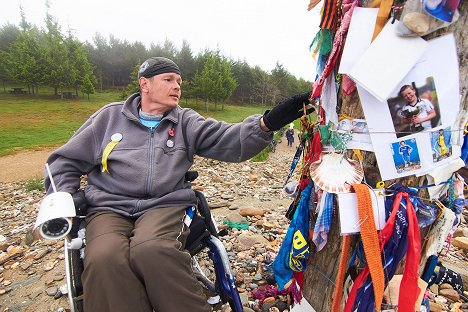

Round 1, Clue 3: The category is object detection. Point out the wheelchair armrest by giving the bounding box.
[194,190,218,238]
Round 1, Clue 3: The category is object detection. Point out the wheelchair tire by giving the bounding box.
[65,245,84,312]
[71,249,84,312]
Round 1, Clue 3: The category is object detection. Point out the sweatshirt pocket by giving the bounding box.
[152,146,191,195]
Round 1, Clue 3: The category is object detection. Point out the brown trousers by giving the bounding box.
[81,207,210,312]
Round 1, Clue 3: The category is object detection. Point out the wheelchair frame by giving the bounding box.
[63,188,242,312]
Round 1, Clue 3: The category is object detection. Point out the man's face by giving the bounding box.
[141,73,182,112]
[401,87,417,104]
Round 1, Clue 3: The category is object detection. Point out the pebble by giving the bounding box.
[33,248,50,260]
[53,290,63,299]
[43,261,56,271]
[59,284,68,295]
[46,286,58,296]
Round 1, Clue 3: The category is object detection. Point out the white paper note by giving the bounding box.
[338,189,386,234]
[349,21,428,102]
[291,297,317,312]
[338,7,378,74]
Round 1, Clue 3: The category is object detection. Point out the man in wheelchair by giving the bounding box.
[42,57,312,312]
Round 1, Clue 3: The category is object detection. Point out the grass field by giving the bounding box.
[0,90,268,156]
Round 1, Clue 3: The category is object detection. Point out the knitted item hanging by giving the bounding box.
[331,234,352,312]
[352,184,385,309]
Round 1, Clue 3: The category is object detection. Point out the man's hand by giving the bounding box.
[262,92,313,131]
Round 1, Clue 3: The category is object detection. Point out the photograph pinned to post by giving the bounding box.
[391,138,421,174]
[387,76,441,138]
[422,0,460,23]
[430,127,452,162]
[396,0,460,37]
[337,118,373,151]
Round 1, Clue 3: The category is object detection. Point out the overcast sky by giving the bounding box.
[2,0,321,81]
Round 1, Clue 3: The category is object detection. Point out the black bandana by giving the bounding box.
[137,57,181,79]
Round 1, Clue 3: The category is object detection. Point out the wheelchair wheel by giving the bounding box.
[65,240,84,312]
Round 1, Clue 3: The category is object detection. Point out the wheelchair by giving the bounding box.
[62,172,242,312]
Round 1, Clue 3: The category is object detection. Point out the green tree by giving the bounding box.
[252,66,276,106]
[107,35,133,86]
[81,74,95,100]
[217,57,238,111]
[148,38,177,60]
[120,62,140,100]
[88,33,112,90]
[65,34,96,97]
[231,59,255,104]
[270,62,296,101]
[0,50,9,92]
[6,28,47,95]
[192,52,216,112]
[192,51,238,112]
[0,23,20,51]
[43,5,76,96]
[175,40,195,81]
[0,23,20,91]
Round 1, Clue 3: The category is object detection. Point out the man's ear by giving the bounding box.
[139,77,149,93]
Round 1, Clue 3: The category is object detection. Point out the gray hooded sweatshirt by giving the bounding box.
[45,93,273,217]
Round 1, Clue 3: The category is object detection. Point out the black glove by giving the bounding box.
[263,92,313,131]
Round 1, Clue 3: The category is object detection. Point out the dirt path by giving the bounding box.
[0,133,295,183]
[0,150,53,183]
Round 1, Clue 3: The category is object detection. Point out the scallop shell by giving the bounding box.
[309,153,364,193]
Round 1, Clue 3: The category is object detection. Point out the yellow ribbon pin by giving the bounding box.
[101,133,122,174]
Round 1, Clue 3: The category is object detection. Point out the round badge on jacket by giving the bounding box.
[111,133,123,142]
